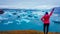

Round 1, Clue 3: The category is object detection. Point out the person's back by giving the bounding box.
[41,8,55,34]
[41,8,54,24]
[43,14,50,24]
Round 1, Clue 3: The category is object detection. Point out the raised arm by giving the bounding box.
[49,8,55,16]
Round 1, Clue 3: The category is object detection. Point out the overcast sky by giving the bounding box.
[0,0,60,9]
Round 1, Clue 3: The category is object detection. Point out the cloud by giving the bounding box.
[0,5,60,9]
[35,5,60,9]
[0,0,60,9]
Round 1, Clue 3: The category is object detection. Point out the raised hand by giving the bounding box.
[52,8,55,11]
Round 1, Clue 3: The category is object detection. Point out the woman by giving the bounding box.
[41,8,55,34]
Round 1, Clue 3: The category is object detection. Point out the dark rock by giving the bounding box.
[0,9,4,14]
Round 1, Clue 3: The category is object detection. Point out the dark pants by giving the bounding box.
[44,24,49,34]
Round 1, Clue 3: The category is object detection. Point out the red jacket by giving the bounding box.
[41,9,54,24]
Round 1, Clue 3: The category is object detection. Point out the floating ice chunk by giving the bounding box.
[53,14,58,16]
[17,23,21,25]
[4,12,8,14]
[32,12,44,16]
[4,23,9,25]
[4,21,13,25]
[55,19,59,21]
[15,20,22,25]
[8,13,12,15]
[0,16,3,20]
[16,20,20,22]
[21,16,28,18]
[8,21,13,23]
[22,19,30,23]
[3,18,8,20]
